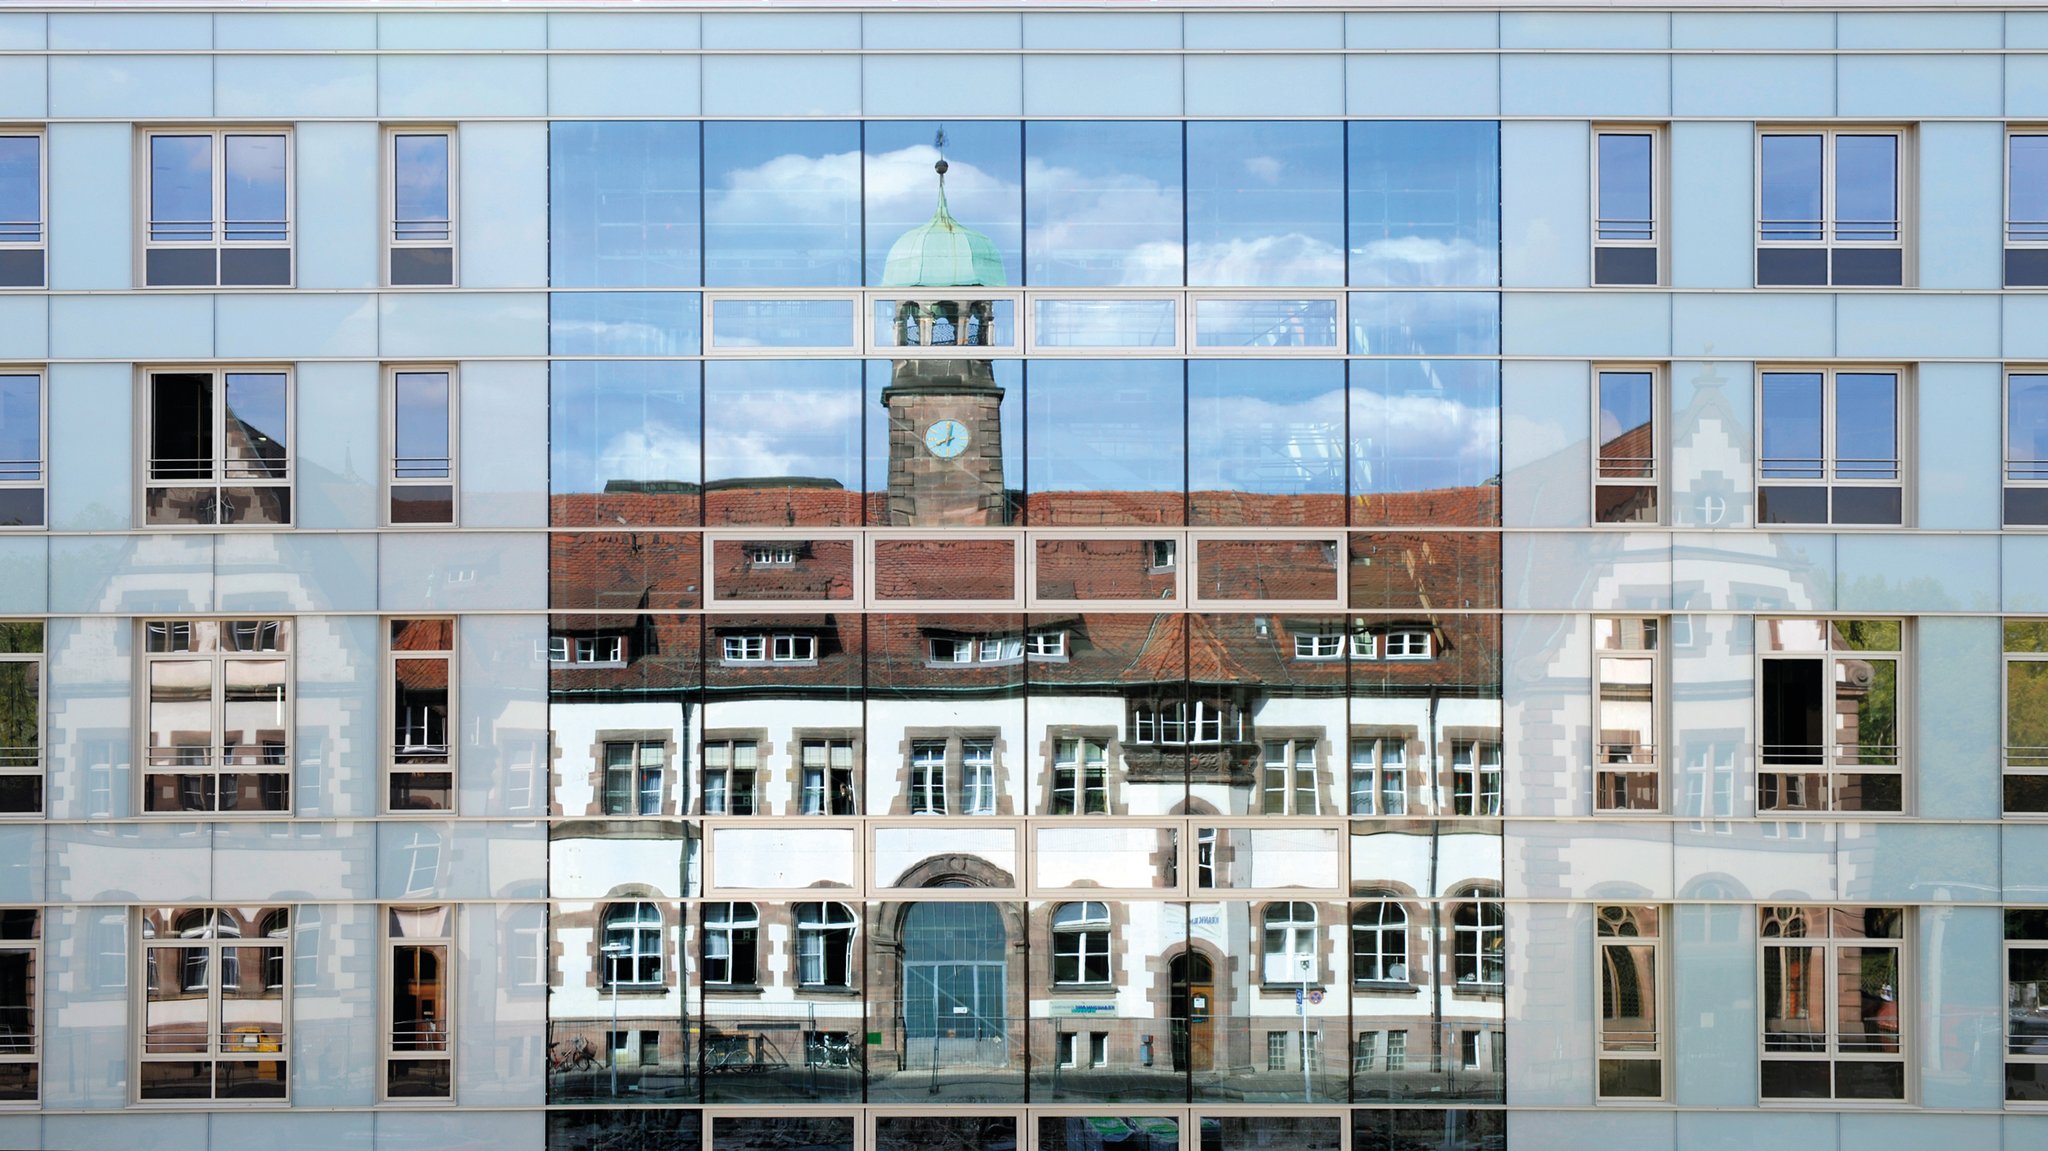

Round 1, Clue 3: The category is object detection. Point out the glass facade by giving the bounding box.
[1,4,2046,1150]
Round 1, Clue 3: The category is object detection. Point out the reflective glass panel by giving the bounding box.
[1025,122,1183,287]
[709,298,857,349]
[865,359,1021,527]
[866,120,1022,287]
[1025,360,1184,525]
[1033,298,1178,348]
[1835,372,1898,480]
[1346,292,1498,356]
[1347,122,1499,286]
[2014,135,2048,242]
[1188,360,1345,525]
[1836,135,1898,242]
[391,134,450,241]
[549,293,702,356]
[0,373,38,484]
[392,372,449,481]
[1761,135,1824,242]
[870,900,1026,1102]
[705,121,861,287]
[549,361,702,526]
[1760,372,1824,480]
[1193,298,1340,349]
[2011,375,2048,480]
[549,121,700,287]
[150,135,213,241]
[1186,121,1344,287]
[1598,133,1654,241]
[703,360,863,525]
[1349,361,1500,526]
[223,135,287,243]
[0,136,38,242]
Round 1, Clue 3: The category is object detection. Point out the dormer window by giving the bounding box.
[1132,699,1245,746]
[722,633,817,665]
[1293,631,1344,661]
[1384,629,1433,660]
[749,545,798,567]
[1149,540,1178,570]
[548,633,627,665]
[1027,630,1068,659]
[1349,629,1377,660]
[928,632,1064,666]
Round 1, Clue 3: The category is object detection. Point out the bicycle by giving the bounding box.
[806,1031,854,1069]
[549,1035,599,1074]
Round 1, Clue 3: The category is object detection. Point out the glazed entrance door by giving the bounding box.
[901,901,1007,1068]
[1169,952,1214,1072]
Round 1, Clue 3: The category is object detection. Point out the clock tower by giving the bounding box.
[878,151,1009,526]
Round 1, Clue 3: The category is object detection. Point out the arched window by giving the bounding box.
[702,902,758,986]
[1261,902,1318,984]
[603,902,663,987]
[1351,901,1409,983]
[794,901,856,988]
[1453,895,1504,987]
[1051,901,1111,985]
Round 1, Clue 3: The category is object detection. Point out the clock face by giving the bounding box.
[924,418,971,459]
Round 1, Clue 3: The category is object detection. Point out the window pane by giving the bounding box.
[1025,359,1184,524]
[2011,663,2048,771]
[1031,298,1177,347]
[865,120,1021,287]
[222,373,289,480]
[392,134,450,241]
[151,373,213,481]
[550,121,702,288]
[0,375,39,484]
[0,136,38,242]
[1597,133,1653,241]
[1835,135,1898,242]
[1347,121,1499,286]
[549,292,702,357]
[548,361,701,526]
[223,135,288,242]
[705,121,860,287]
[703,360,863,525]
[2012,376,2048,480]
[1188,360,1345,525]
[1760,135,1823,242]
[1760,372,1824,480]
[1349,360,1501,525]
[1026,121,1183,287]
[393,372,450,480]
[1834,373,1897,480]
[151,135,214,241]
[1186,121,1344,287]
[1597,371,1654,480]
[1347,292,1499,356]
[2014,136,2048,241]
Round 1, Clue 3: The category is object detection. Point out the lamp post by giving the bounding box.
[601,940,628,1098]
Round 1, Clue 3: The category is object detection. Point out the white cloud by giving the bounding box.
[1242,155,1284,185]
[1349,237,1493,286]
[1186,233,1344,288]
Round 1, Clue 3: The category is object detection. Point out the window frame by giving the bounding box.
[0,367,43,530]
[0,622,43,817]
[0,909,36,1102]
[1260,901,1319,986]
[1594,904,1666,1102]
[137,906,290,1103]
[602,901,664,989]
[603,739,667,817]
[720,632,816,666]
[384,126,458,288]
[385,364,458,527]
[0,129,44,289]
[1755,365,1910,528]
[798,735,857,816]
[1348,732,1408,817]
[2007,129,2048,287]
[793,900,856,990]
[137,127,295,288]
[1050,900,1112,987]
[1591,124,1664,287]
[1450,739,1502,816]
[1381,628,1433,661]
[1050,736,1109,816]
[382,904,453,1102]
[2006,368,2048,526]
[1757,617,1907,816]
[140,619,293,816]
[1452,893,1505,990]
[701,901,758,988]
[1757,905,1908,1102]
[2006,912,2048,1102]
[1260,736,1321,815]
[1594,616,1664,814]
[2004,620,2048,816]
[1592,364,1662,526]
[1350,899,1410,985]
[908,739,948,815]
[385,618,455,816]
[1754,127,1912,288]
[138,365,295,528]
[700,737,759,815]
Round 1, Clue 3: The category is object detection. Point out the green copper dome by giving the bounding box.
[881,161,1007,289]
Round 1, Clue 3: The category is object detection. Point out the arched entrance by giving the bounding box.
[1169,952,1214,1072]
[901,900,1007,1067]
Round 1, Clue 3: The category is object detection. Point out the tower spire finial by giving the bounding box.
[932,127,951,216]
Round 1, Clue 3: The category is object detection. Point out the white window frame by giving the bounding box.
[0,623,42,816]
[0,909,35,1099]
[1594,617,1663,814]
[1593,364,1662,526]
[2007,919,2048,1101]
[1051,901,1112,987]
[720,633,815,666]
[382,904,453,1102]
[701,901,757,987]
[385,618,454,816]
[139,128,294,288]
[700,738,758,816]
[0,130,44,289]
[961,737,996,816]
[1351,900,1409,985]
[2007,129,2048,286]
[1349,734,1407,817]
[603,901,663,988]
[2007,369,2048,526]
[546,636,570,663]
[1132,698,1243,746]
[1755,127,1912,288]
[1451,740,1502,816]
[1027,630,1068,660]
[141,619,293,816]
[1348,629,1377,660]
[1757,618,1907,816]
[1382,629,1433,661]
[1260,737,1320,815]
[1293,631,1344,661]
[140,366,295,528]
[1595,904,1666,1101]
[603,740,666,817]
[1261,901,1318,985]
[1592,125,1664,287]
[1050,737,1108,816]
[0,368,42,529]
[908,740,947,815]
[1453,894,1504,989]
[1758,905,1908,1101]
[386,365,457,527]
[384,127,457,288]
[794,901,856,989]
[798,736,856,816]
[1755,366,1909,527]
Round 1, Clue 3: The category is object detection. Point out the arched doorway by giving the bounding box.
[901,900,1007,1067]
[1169,952,1214,1072]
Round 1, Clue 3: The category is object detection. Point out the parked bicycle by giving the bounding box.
[806,1031,855,1069]
[549,1035,599,1074]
